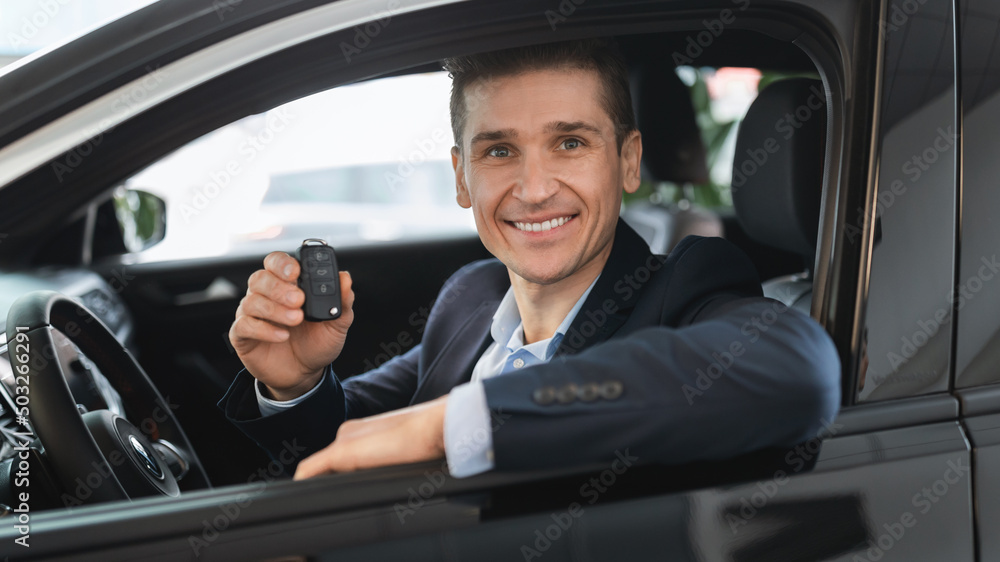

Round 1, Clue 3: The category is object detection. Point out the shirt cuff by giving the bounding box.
[255,367,328,418]
[443,381,495,478]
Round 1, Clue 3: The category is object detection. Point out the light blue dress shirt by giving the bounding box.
[256,273,600,478]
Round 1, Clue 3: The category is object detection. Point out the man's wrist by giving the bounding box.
[426,396,448,455]
[264,368,325,402]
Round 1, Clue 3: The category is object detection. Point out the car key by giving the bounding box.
[295,238,342,321]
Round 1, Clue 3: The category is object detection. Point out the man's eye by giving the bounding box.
[488,146,511,158]
[560,138,582,150]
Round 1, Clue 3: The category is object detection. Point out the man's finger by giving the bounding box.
[340,271,355,308]
[294,443,350,479]
[248,268,304,308]
[231,314,290,345]
[240,292,303,327]
[263,251,300,282]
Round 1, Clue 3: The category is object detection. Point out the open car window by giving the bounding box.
[123,71,475,263]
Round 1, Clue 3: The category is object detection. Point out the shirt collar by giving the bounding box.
[490,273,601,360]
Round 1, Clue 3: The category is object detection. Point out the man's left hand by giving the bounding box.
[294,396,448,479]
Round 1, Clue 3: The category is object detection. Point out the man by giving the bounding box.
[220,39,841,480]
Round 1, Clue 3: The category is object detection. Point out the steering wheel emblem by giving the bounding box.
[129,435,164,480]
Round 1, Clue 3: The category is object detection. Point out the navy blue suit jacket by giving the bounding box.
[220,219,841,472]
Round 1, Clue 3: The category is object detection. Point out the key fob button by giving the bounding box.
[312,282,334,295]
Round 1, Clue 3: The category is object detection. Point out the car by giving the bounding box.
[0,0,996,560]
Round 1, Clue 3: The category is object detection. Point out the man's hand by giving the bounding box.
[230,251,355,401]
[294,396,448,479]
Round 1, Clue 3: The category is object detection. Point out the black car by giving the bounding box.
[0,0,996,560]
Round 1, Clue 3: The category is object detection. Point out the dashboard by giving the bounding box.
[0,268,132,459]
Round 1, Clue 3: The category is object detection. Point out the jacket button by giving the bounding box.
[578,383,600,402]
[556,384,578,404]
[599,380,623,400]
[532,386,556,405]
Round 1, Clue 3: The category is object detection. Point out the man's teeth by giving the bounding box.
[514,216,572,232]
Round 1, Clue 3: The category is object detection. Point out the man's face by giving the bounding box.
[452,68,641,286]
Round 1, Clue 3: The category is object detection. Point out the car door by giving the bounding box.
[955,0,1000,559]
[652,0,975,560]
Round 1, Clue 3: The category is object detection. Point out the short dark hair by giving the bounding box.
[442,38,637,154]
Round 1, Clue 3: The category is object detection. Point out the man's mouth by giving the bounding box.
[509,215,576,233]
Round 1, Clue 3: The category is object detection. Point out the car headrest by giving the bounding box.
[731,78,826,259]
[630,62,709,184]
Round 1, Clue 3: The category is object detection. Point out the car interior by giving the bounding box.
[0,22,833,504]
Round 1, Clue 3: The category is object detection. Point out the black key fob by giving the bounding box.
[295,238,342,321]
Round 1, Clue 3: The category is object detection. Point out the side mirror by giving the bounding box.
[112,187,166,252]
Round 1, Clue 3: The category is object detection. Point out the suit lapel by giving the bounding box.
[555,218,663,357]
[410,298,499,403]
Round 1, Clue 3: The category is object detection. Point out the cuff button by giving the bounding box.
[578,383,600,402]
[532,386,556,405]
[556,384,578,404]
[599,380,624,400]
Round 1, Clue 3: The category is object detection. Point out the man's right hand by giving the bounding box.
[229,251,355,401]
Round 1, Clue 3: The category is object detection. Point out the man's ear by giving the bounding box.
[621,130,643,194]
[452,146,472,208]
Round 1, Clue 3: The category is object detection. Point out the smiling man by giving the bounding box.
[220,39,841,480]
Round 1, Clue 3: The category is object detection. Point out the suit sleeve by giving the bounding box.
[218,346,421,471]
[481,237,842,471]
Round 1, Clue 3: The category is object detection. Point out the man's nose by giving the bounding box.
[512,152,559,204]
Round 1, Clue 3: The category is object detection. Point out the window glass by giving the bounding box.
[955,0,1000,387]
[123,72,475,263]
[856,0,956,401]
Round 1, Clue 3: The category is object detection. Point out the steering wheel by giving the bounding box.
[6,291,210,504]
